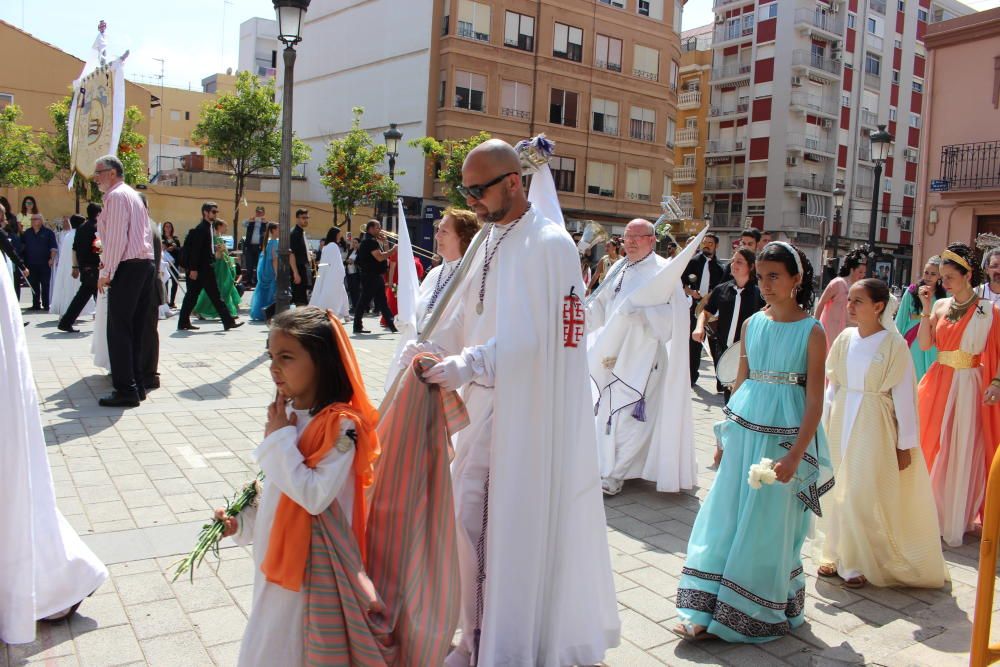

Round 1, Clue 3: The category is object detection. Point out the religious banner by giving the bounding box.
[69,60,125,182]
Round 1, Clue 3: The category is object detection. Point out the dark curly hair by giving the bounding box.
[941,242,982,287]
[757,242,815,310]
[908,255,946,315]
[838,246,869,277]
[268,307,353,415]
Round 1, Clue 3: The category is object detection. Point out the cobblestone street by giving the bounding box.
[4,294,996,666]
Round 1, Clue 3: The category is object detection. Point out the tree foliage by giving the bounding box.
[39,96,148,205]
[319,107,400,227]
[193,71,310,226]
[409,131,491,208]
[0,104,44,188]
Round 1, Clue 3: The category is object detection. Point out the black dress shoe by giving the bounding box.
[224,321,245,331]
[98,392,140,408]
[178,323,200,331]
[57,325,80,333]
[354,328,372,334]
[143,377,161,390]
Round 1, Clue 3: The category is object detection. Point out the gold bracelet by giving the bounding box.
[919,312,930,319]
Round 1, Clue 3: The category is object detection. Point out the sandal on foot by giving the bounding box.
[671,622,716,642]
[817,564,839,578]
[843,575,867,589]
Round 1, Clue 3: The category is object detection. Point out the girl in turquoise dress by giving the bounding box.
[194,220,241,320]
[894,256,944,381]
[675,241,833,644]
[250,223,279,321]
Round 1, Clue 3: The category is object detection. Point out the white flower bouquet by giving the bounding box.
[748,458,778,489]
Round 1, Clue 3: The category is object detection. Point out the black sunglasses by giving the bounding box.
[456,171,517,200]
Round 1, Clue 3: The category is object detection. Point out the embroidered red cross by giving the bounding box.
[562,287,585,348]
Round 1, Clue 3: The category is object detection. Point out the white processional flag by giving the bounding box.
[394,198,421,343]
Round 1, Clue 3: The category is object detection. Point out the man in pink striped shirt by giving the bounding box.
[93,155,156,408]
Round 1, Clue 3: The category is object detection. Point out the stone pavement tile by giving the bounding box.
[643,531,689,554]
[139,631,214,667]
[114,572,174,607]
[83,500,131,524]
[214,557,256,590]
[172,577,237,614]
[610,549,648,574]
[120,488,165,509]
[125,598,192,640]
[633,548,687,576]
[619,586,677,624]
[602,638,666,666]
[606,527,651,556]
[619,609,674,650]
[229,585,254,617]
[152,477,197,497]
[188,606,247,647]
[649,639,726,665]
[194,482,237,504]
[207,641,241,667]
[5,621,74,664]
[183,467,225,485]
[617,502,673,524]
[130,506,177,527]
[113,474,155,492]
[69,469,112,487]
[759,634,813,659]
[109,559,161,577]
[64,514,91,534]
[65,456,104,473]
[97,448,137,463]
[607,516,664,540]
[57,496,84,516]
[145,462,183,479]
[72,624,144,667]
[803,598,867,634]
[91,518,137,533]
[845,597,912,627]
[714,643,789,666]
[77,485,121,505]
[891,641,968,667]
[164,492,213,515]
[69,593,129,635]
[622,567,678,600]
[104,460,145,477]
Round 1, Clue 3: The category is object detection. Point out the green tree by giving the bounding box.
[0,104,44,188]
[193,71,310,226]
[409,131,491,208]
[39,96,148,207]
[319,107,400,228]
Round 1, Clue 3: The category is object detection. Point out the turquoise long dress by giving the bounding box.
[250,238,278,321]
[676,313,833,644]
[894,288,938,381]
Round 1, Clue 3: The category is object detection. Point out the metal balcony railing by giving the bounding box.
[626,192,652,201]
[787,134,837,155]
[596,59,623,73]
[792,50,842,76]
[710,63,753,81]
[713,22,753,44]
[783,212,825,230]
[794,8,844,35]
[784,171,835,191]
[710,213,744,227]
[678,90,701,108]
[870,0,886,15]
[854,184,874,199]
[712,0,743,9]
[501,107,531,120]
[710,101,750,117]
[850,222,871,239]
[860,109,879,127]
[790,92,839,117]
[673,166,696,183]
[633,68,659,81]
[864,72,882,90]
[705,139,746,154]
[940,141,1000,190]
[704,176,745,191]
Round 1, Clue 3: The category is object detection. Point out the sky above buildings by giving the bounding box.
[1,0,998,91]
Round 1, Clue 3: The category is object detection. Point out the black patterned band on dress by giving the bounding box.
[722,406,799,436]
[676,587,805,639]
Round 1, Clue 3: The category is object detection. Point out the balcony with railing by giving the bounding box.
[705,139,746,155]
[787,133,838,157]
[626,191,652,202]
[789,92,839,118]
[794,8,844,38]
[867,34,884,51]
[596,59,623,73]
[854,183,874,199]
[710,213,744,228]
[457,21,489,42]
[870,0,886,15]
[704,175,745,192]
[939,141,1000,191]
[791,50,842,79]
[864,72,882,90]
[709,63,753,86]
[709,100,750,118]
[713,22,753,46]
[712,0,744,9]
[784,171,835,192]
[633,68,659,81]
[592,119,619,136]
[678,90,701,110]
[501,107,531,121]
[675,127,699,147]
[783,212,825,231]
[849,221,871,239]
[859,109,879,128]
[673,166,697,184]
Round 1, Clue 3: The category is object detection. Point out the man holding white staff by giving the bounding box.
[408,139,619,666]
[587,219,699,496]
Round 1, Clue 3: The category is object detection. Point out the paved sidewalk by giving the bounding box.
[4,294,997,666]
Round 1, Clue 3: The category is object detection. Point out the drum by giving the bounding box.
[715,343,741,387]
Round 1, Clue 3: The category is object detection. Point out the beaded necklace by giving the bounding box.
[614,251,655,296]
[476,207,529,315]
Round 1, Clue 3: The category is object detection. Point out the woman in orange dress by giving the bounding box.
[917,242,1000,547]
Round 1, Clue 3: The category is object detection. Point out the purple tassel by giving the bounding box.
[632,397,647,422]
[605,416,613,434]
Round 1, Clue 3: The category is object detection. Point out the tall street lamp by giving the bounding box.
[831,184,845,267]
[866,124,894,278]
[272,0,311,316]
[383,123,402,232]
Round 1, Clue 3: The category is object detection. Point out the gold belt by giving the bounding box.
[937,350,981,370]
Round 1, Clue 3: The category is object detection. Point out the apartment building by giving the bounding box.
[705,0,972,282]
[238,17,279,84]
[293,0,682,238]
[674,23,713,221]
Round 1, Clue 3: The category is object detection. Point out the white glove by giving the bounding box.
[400,340,441,367]
[423,354,476,391]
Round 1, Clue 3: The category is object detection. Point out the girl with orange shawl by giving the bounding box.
[917,243,1000,547]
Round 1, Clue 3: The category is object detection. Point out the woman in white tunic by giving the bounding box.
[0,258,108,644]
[308,227,350,319]
[818,279,947,589]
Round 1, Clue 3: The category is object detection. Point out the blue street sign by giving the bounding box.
[930,179,950,192]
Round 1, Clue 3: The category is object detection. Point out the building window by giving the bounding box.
[897,0,905,9]
[880,215,889,229]
[865,52,881,76]
[758,3,778,20]
[587,162,616,197]
[554,23,583,62]
[912,80,924,93]
[454,70,486,112]
[501,80,532,120]
[899,216,912,231]
[889,106,897,121]
[439,70,447,107]
[0,93,14,111]
[637,0,663,20]
[842,93,851,107]
[549,88,578,126]
[626,168,652,201]
[905,147,919,162]
[917,8,928,22]
[884,180,892,193]
[633,44,660,81]
[184,111,190,121]
[457,0,491,42]
[504,11,534,51]
[666,118,676,148]
[685,116,697,128]
[669,60,679,91]
[629,106,655,142]
[595,34,623,72]
[867,17,877,34]
[903,182,916,197]
[909,112,921,128]
[894,38,902,49]
[847,13,856,28]
[663,174,673,198]
[892,70,900,84]
[442,0,450,35]
[170,110,181,121]
[598,0,625,7]
[591,98,619,135]
[551,156,576,192]
[674,0,682,32]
